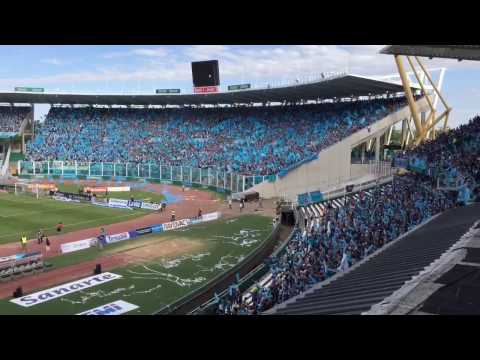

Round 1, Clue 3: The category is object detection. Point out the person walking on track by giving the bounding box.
[20,235,27,251]
[228,198,232,209]
[171,210,176,222]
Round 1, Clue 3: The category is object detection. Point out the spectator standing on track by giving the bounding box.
[98,227,107,250]
[20,235,27,251]
[45,237,50,254]
[198,208,202,219]
[37,229,44,244]
[240,201,244,213]
[171,210,176,222]
[228,198,232,209]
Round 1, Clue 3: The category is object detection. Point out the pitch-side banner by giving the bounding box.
[61,238,97,254]
[105,232,130,244]
[162,219,191,231]
[11,272,122,307]
[201,212,221,222]
[108,198,132,209]
[107,186,130,192]
[140,202,161,211]
[77,300,139,315]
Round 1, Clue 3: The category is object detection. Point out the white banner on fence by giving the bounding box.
[61,238,97,254]
[107,186,130,192]
[108,198,130,207]
[108,199,133,210]
[201,211,221,222]
[10,272,122,307]
[53,195,80,203]
[106,232,130,244]
[77,300,139,315]
[140,202,161,211]
[162,219,191,231]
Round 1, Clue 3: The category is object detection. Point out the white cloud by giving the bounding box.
[183,45,231,61]
[102,47,169,59]
[1,45,478,92]
[41,58,64,66]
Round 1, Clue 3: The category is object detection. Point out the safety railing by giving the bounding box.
[17,160,275,194]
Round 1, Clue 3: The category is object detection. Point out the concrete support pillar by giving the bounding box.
[361,142,366,164]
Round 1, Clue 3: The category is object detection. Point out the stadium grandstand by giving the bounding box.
[198,46,480,316]
[1,46,478,316]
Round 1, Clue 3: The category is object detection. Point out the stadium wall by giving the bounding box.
[252,98,429,202]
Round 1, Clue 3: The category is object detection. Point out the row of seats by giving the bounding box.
[0,261,52,281]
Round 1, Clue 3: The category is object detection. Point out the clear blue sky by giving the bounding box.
[0,45,478,128]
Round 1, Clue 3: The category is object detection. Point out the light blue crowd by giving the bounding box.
[26,97,407,175]
[215,115,480,315]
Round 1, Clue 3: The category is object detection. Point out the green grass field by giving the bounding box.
[0,193,148,245]
[56,184,167,203]
[0,215,272,315]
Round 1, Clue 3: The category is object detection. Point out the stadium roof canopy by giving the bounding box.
[380,45,480,61]
[0,74,416,106]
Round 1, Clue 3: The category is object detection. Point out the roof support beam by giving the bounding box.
[394,55,425,143]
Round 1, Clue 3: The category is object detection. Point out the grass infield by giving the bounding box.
[0,214,272,315]
[0,193,148,245]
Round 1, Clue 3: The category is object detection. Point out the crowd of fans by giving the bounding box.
[399,115,480,201]
[26,97,407,175]
[0,106,30,133]
[214,115,480,315]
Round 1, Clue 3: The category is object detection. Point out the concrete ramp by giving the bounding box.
[252,98,429,202]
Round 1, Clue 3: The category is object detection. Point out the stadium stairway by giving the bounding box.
[268,203,480,315]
